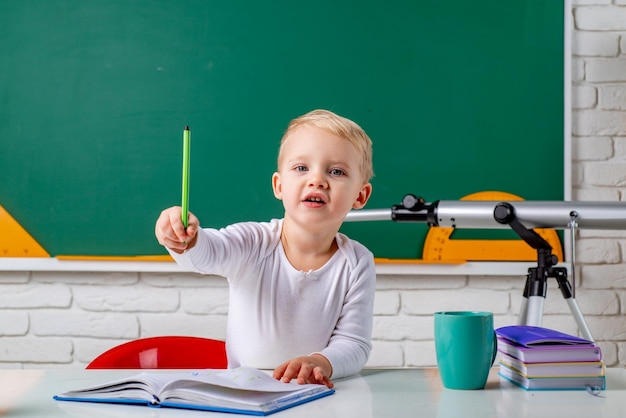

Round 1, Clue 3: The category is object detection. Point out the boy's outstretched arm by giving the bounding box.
[155,206,199,253]
[273,354,334,389]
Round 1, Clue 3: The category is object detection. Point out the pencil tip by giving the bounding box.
[185,125,190,130]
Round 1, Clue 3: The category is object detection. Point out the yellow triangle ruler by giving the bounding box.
[0,204,50,257]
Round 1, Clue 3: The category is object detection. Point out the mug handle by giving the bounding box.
[490,331,498,366]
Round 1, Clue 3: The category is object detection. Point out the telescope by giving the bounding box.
[345,193,626,230]
[345,194,626,341]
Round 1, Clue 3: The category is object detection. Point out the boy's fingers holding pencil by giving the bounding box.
[180,213,199,251]
[167,208,188,242]
[155,206,197,252]
[185,213,199,239]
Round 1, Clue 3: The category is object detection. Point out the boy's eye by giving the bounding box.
[330,168,345,176]
[295,165,308,172]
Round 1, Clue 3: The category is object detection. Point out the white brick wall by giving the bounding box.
[2,1,626,370]
[568,0,626,368]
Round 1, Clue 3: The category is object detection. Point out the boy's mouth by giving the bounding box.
[303,195,326,205]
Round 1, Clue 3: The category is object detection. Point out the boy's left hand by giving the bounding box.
[273,354,334,389]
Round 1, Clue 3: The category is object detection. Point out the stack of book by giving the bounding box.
[496,325,605,391]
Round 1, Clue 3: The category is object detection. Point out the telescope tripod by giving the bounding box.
[494,202,594,341]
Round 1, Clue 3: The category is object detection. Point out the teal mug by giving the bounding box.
[434,311,496,390]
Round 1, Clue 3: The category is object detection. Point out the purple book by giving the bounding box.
[495,325,593,347]
[495,326,601,363]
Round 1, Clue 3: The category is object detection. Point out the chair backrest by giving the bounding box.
[86,336,227,369]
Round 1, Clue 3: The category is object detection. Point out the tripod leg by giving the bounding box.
[566,298,594,342]
[518,277,545,326]
[555,269,594,341]
[518,268,547,327]
[525,296,545,326]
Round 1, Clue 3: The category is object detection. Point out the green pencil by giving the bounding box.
[181,126,191,228]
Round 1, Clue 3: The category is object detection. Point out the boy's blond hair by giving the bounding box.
[278,109,374,183]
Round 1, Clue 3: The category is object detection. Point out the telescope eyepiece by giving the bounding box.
[402,194,425,211]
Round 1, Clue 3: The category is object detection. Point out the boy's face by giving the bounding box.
[272,125,372,233]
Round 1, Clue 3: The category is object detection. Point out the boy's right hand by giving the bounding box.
[155,206,199,254]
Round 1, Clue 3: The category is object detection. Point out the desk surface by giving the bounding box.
[1,367,625,417]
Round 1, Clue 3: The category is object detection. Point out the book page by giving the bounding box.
[57,373,166,402]
[160,380,329,410]
[157,368,331,411]
[160,367,323,393]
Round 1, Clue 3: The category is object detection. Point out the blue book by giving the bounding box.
[54,367,334,416]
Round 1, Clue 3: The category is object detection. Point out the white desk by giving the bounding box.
[2,368,625,417]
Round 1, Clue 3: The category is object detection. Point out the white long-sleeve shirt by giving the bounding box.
[169,218,375,379]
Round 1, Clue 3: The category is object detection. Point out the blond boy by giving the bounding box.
[155,109,375,388]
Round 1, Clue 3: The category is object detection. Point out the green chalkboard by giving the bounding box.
[0,0,564,258]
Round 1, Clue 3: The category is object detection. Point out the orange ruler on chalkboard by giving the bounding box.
[0,204,50,257]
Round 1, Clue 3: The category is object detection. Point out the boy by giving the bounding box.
[155,109,375,388]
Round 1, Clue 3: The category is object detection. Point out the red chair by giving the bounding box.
[86,336,227,369]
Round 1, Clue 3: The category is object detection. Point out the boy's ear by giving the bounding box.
[352,182,373,209]
[272,172,282,200]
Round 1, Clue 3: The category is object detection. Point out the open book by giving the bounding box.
[54,367,334,416]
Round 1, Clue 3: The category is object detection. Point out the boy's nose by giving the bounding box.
[308,171,329,188]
